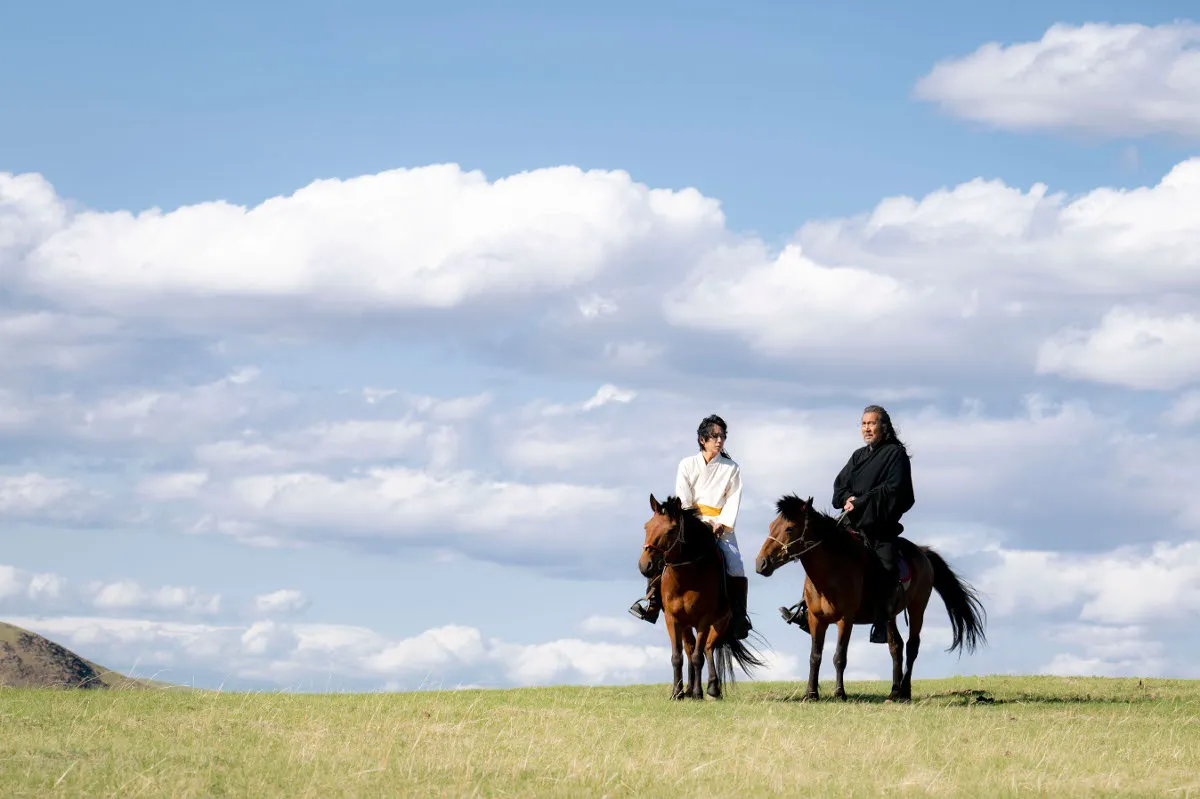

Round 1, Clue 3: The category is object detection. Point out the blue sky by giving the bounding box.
[2,3,1200,690]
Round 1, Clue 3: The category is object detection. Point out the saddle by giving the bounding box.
[841,525,911,583]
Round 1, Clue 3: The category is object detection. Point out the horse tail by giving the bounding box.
[713,630,768,685]
[923,546,987,655]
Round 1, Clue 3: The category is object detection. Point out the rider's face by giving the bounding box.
[702,426,725,457]
[861,412,884,445]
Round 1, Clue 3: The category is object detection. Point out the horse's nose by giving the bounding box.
[755,556,772,576]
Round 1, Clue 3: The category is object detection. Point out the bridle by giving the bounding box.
[642,511,709,569]
[763,509,850,566]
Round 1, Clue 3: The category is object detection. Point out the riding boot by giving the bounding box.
[779,600,810,634]
[869,586,892,643]
[869,537,899,644]
[628,576,661,624]
[727,576,751,639]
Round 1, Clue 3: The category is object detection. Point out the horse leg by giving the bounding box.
[885,615,905,702]
[833,618,852,701]
[703,624,722,699]
[667,614,685,700]
[900,590,929,702]
[682,627,699,698]
[804,619,829,700]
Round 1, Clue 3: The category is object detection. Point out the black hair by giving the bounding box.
[696,414,731,459]
[863,404,907,453]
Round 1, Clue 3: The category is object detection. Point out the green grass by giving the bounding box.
[1,676,1197,796]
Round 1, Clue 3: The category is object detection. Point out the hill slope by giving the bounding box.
[0,621,157,690]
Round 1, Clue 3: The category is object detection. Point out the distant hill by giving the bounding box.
[0,621,165,690]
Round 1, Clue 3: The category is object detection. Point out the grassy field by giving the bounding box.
[1,676,1197,797]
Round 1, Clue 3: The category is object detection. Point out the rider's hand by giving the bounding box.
[844,497,855,512]
[712,524,728,537]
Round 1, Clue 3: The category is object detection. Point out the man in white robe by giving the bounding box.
[630,415,752,639]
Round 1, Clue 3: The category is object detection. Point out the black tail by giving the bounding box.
[923,547,987,655]
[713,629,768,687]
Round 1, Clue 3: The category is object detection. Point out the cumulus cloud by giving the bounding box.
[977,541,1200,624]
[87,580,222,615]
[8,166,724,321]
[8,614,675,690]
[914,22,1200,138]
[1037,308,1200,390]
[0,563,221,617]
[254,589,310,615]
[196,467,628,565]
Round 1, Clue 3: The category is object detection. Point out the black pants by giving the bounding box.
[867,530,899,583]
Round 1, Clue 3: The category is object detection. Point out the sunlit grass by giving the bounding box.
[1,676,1196,796]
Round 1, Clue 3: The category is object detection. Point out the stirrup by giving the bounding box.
[779,601,810,633]
[629,599,660,624]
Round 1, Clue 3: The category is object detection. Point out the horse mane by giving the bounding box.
[662,496,721,552]
[775,493,861,557]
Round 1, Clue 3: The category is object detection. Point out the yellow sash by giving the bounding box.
[696,504,722,517]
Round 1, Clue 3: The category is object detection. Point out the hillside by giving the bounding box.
[1,676,1197,795]
[0,621,158,690]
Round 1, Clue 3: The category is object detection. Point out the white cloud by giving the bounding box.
[0,563,221,618]
[914,22,1200,138]
[87,579,222,615]
[1037,308,1200,390]
[1039,624,1167,677]
[579,614,645,639]
[8,614,677,690]
[977,541,1200,623]
[0,473,109,525]
[254,589,310,616]
[196,419,426,470]
[202,467,627,560]
[11,165,724,320]
[658,158,1200,386]
[137,472,210,501]
[582,384,636,411]
[0,564,65,603]
[1164,391,1200,425]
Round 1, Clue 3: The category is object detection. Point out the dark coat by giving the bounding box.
[832,439,914,538]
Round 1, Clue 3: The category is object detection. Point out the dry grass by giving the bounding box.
[1,676,1197,796]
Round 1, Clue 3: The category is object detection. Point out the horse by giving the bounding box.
[640,493,765,699]
[754,494,985,702]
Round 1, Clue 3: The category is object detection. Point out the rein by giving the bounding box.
[767,509,852,565]
[643,512,715,569]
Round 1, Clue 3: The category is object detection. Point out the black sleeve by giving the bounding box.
[832,455,855,509]
[852,450,914,528]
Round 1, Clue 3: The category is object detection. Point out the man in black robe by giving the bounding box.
[780,404,915,643]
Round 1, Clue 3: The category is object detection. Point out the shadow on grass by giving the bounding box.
[752,688,1168,707]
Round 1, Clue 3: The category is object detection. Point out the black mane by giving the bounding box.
[774,493,860,556]
[662,496,721,552]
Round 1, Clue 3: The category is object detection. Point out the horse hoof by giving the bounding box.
[707,684,722,699]
[834,691,847,701]
[803,692,819,702]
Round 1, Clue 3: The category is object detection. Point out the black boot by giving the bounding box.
[869,589,891,643]
[869,538,898,644]
[727,576,751,639]
[780,600,810,634]
[629,577,661,624]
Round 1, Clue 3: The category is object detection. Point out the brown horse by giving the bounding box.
[755,494,985,702]
[640,494,765,699]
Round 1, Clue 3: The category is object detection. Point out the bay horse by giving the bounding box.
[755,494,985,702]
[640,494,765,699]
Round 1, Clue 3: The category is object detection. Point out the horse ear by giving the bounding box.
[650,494,660,513]
[806,497,814,514]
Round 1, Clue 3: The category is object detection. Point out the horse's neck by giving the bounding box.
[680,520,717,562]
[798,528,861,589]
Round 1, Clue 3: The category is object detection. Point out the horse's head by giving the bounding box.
[640,493,684,577]
[756,494,815,576]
